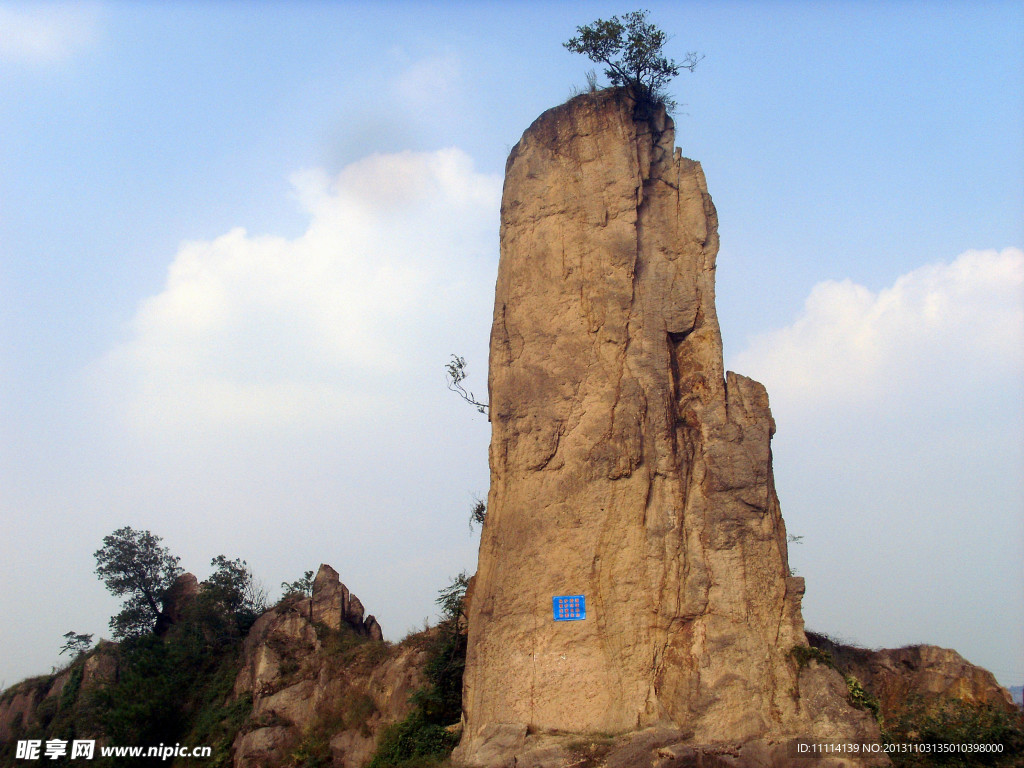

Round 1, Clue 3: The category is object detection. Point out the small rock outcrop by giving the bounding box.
[808,634,1017,716]
[0,642,118,743]
[232,590,422,768]
[456,89,882,766]
[309,563,384,640]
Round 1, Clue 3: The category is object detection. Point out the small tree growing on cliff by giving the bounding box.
[564,9,702,112]
[59,631,94,658]
[94,526,182,640]
[445,354,488,414]
[280,569,315,598]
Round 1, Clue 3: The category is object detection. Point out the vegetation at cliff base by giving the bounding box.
[801,633,1024,768]
[367,573,469,768]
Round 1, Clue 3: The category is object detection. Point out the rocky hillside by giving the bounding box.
[807,632,1017,716]
[0,564,461,768]
[1,568,1021,768]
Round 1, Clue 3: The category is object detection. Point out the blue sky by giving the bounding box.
[1,1,1021,691]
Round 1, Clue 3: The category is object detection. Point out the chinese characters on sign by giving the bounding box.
[552,594,586,621]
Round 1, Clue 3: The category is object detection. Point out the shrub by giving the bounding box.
[885,697,1024,767]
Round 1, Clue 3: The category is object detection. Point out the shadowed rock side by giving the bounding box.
[455,90,882,766]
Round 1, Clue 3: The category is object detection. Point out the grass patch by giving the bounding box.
[789,644,835,671]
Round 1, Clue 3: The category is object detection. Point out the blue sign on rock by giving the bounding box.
[552,594,586,621]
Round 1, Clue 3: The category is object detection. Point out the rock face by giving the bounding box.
[808,634,1018,716]
[456,90,881,765]
[309,563,384,640]
[0,642,118,743]
[232,592,425,768]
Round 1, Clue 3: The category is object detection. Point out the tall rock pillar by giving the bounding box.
[455,90,880,765]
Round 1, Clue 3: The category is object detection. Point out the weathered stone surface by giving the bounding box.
[808,633,1017,715]
[309,562,379,637]
[455,89,881,765]
[310,563,347,629]
[81,641,118,688]
[0,680,47,741]
[0,641,120,742]
[231,571,420,768]
[364,614,384,642]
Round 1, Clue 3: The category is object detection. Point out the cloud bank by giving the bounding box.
[102,148,501,435]
[77,147,502,650]
[733,248,1024,411]
[731,247,1024,681]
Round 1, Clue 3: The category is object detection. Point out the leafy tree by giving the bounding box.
[94,527,182,640]
[280,569,315,598]
[564,9,702,112]
[435,571,469,626]
[59,631,94,658]
[202,555,267,633]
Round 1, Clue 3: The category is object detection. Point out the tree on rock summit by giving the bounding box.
[564,9,702,112]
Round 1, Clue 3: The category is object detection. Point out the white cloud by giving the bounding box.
[730,247,1024,679]
[733,248,1024,410]
[0,4,98,65]
[99,148,502,433]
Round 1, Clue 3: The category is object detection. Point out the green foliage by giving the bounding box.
[6,539,270,768]
[281,569,315,598]
[59,664,85,713]
[367,574,469,768]
[60,631,94,658]
[87,617,253,766]
[203,555,267,633]
[789,643,835,671]
[885,697,1024,767]
[563,9,702,112]
[94,526,182,640]
[368,712,457,768]
[435,572,469,626]
[178,657,253,768]
[89,634,197,750]
[844,674,882,725]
